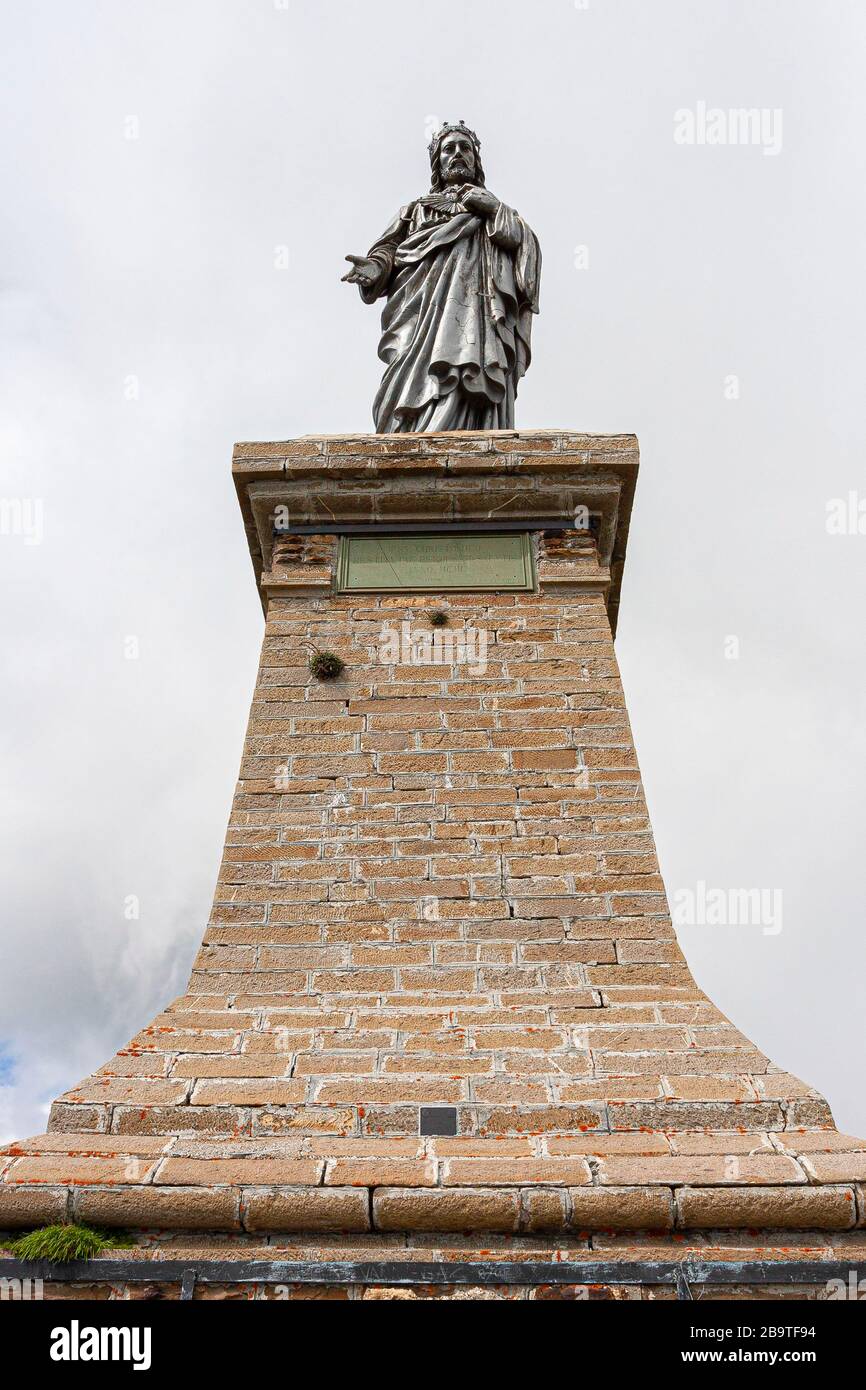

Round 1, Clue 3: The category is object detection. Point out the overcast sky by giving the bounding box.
[1,0,865,1142]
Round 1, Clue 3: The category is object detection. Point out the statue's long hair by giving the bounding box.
[428,121,485,193]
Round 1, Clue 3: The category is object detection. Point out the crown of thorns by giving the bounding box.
[427,120,481,157]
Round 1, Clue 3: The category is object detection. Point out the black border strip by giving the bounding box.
[1,1259,863,1288]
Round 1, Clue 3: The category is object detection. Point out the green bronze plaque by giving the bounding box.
[336,532,535,593]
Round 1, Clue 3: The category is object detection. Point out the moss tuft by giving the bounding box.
[309,651,345,681]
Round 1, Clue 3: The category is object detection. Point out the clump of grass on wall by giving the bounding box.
[309,650,345,680]
[9,1223,133,1264]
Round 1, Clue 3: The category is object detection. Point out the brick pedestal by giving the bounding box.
[3,431,864,1296]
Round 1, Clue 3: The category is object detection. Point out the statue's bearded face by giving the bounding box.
[439,131,478,185]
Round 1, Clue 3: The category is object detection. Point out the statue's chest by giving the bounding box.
[412,200,465,230]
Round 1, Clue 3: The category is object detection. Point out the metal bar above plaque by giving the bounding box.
[335,532,536,593]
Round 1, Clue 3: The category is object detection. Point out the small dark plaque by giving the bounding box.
[419,1106,458,1137]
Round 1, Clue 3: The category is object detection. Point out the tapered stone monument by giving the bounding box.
[2,430,865,1300]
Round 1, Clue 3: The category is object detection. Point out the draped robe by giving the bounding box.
[358,187,541,433]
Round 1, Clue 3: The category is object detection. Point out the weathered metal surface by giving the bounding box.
[1,1258,862,1288]
[335,531,535,592]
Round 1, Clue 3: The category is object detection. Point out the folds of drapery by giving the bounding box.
[357,194,541,433]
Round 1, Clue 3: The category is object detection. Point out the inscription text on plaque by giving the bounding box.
[335,533,535,593]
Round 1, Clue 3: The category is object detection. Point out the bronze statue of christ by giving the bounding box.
[342,121,541,433]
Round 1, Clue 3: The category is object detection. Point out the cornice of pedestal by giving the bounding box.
[232,430,639,634]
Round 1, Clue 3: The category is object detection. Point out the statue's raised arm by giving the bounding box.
[341,121,541,433]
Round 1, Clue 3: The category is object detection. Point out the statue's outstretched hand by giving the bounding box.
[341,255,380,287]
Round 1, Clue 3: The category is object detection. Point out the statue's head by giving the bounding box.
[428,121,485,192]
